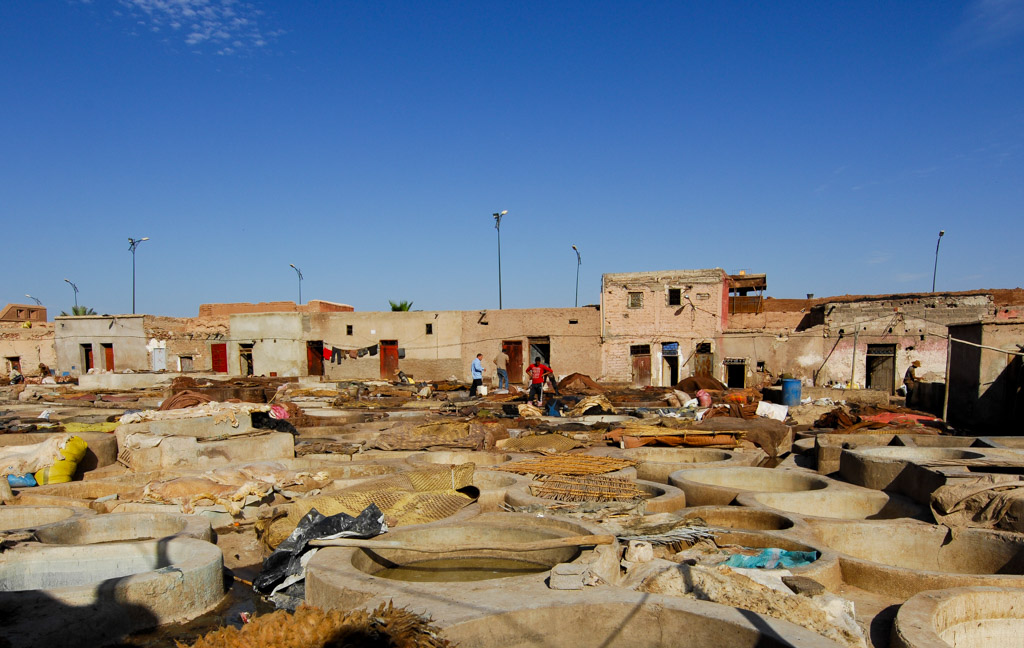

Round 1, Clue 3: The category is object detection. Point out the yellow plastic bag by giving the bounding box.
[35,436,88,485]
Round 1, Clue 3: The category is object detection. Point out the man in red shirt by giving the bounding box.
[525,357,553,405]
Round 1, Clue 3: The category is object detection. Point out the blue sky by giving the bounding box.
[2,1,1022,316]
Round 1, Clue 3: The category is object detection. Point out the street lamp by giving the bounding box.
[493,210,508,309]
[64,278,79,308]
[572,245,581,307]
[289,264,304,305]
[932,230,945,292]
[25,294,42,306]
[128,237,149,314]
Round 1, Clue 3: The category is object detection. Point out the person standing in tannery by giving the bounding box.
[903,360,921,403]
[469,353,485,397]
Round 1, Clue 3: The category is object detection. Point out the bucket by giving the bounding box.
[478,386,488,396]
[781,379,802,407]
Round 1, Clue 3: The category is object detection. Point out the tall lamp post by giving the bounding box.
[128,237,149,314]
[289,264,304,305]
[64,278,79,308]
[493,210,508,309]
[25,294,42,306]
[932,230,945,292]
[572,245,581,307]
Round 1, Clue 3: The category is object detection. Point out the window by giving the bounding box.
[569,319,578,325]
[627,292,643,309]
[346,325,353,336]
[696,293,710,301]
[630,344,651,355]
[668,288,682,306]
[425,323,433,335]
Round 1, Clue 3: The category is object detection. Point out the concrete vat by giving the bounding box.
[0,537,225,648]
[737,488,927,521]
[891,586,1024,648]
[35,512,212,544]
[438,592,846,647]
[839,447,987,502]
[677,505,798,532]
[0,505,94,532]
[306,513,601,616]
[669,467,831,506]
[807,520,1024,599]
[620,447,758,483]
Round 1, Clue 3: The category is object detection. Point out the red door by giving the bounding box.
[82,345,94,372]
[380,340,399,380]
[307,341,324,376]
[502,340,523,384]
[102,344,115,371]
[211,343,227,373]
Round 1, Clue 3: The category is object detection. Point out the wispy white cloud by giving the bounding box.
[894,272,928,283]
[114,0,280,54]
[865,251,891,265]
[952,0,1024,51]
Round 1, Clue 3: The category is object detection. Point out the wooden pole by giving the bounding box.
[308,534,616,552]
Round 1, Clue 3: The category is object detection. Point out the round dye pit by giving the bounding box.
[679,505,797,531]
[808,520,1024,598]
[737,488,926,520]
[350,517,583,580]
[622,447,755,483]
[306,513,602,615]
[892,586,1024,648]
[0,505,93,532]
[374,557,550,582]
[670,467,830,506]
[857,447,986,461]
[438,594,846,648]
[35,511,212,544]
[0,537,224,648]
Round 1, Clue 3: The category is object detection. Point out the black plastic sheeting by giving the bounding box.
[253,503,387,601]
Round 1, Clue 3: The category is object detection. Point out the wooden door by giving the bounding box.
[307,341,324,376]
[694,352,713,377]
[502,340,523,384]
[632,354,652,387]
[211,343,227,373]
[380,340,399,380]
[102,344,115,371]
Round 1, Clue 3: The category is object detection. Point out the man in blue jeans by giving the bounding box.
[469,353,485,397]
[493,349,510,391]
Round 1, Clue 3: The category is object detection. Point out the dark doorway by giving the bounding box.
[662,342,679,386]
[725,358,746,388]
[631,344,652,387]
[528,336,551,367]
[6,357,21,374]
[502,340,524,384]
[81,344,94,372]
[239,344,254,376]
[694,342,713,377]
[101,343,114,371]
[211,343,227,373]
[380,340,399,380]
[866,344,897,394]
[306,341,324,377]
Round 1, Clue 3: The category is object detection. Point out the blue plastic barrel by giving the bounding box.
[781,379,802,407]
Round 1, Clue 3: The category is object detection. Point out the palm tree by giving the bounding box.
[60,305,97,316]
[389,300,413,311]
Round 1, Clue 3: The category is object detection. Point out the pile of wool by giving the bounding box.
[181,602,452,648]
